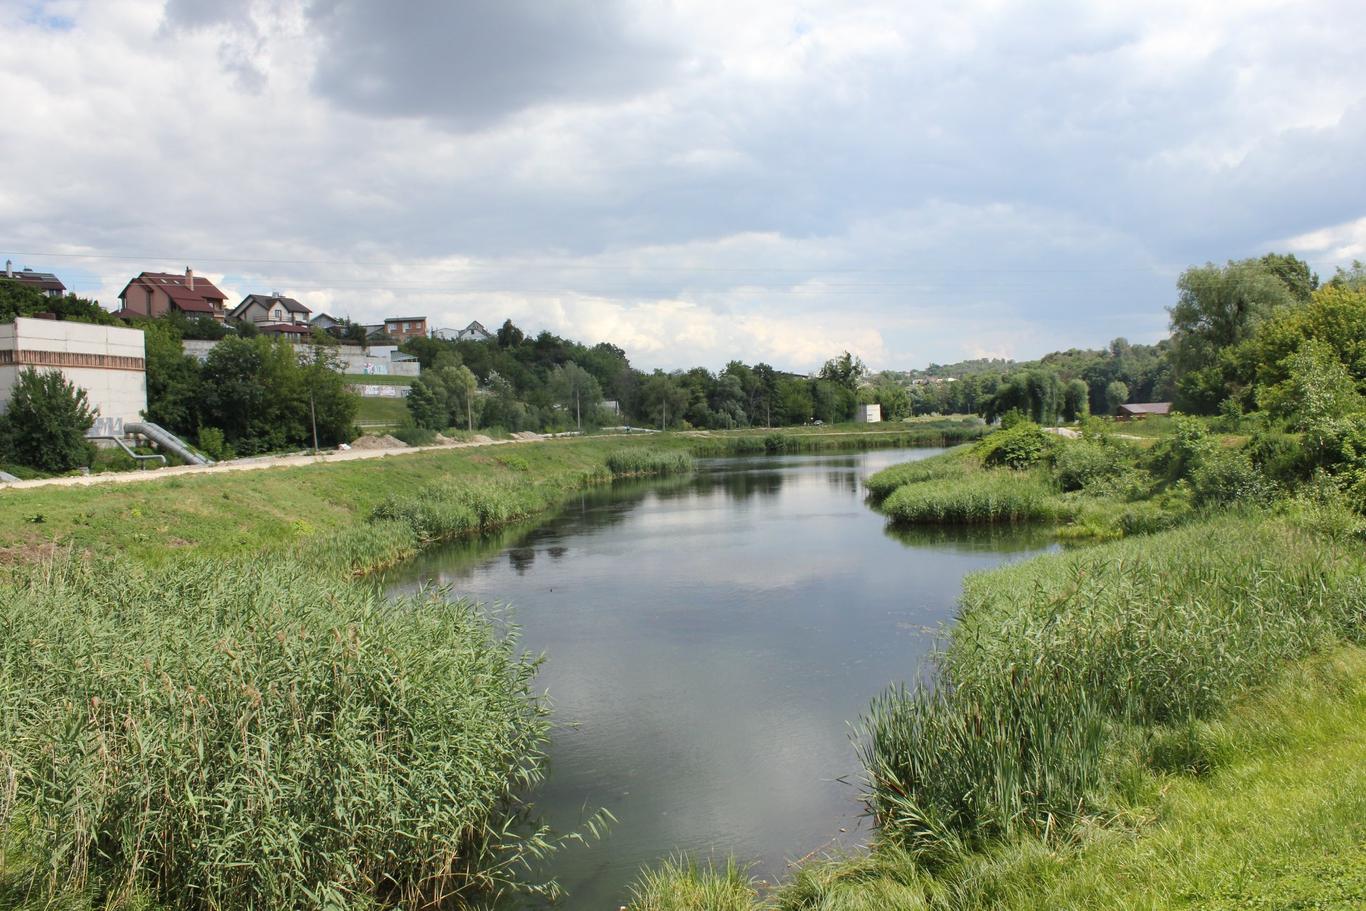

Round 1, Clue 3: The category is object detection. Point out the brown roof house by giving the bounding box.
[116,268,228,321]
[230,292,312,340]
[1116,402,1173,420]
[3,261,66,297]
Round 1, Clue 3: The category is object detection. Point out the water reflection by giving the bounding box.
[384,449,1054,908]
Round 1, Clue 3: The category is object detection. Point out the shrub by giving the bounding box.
[1052,439,1132,491]
[1190,448,1274,507]
[0,557,566,909]
[497,454,530,472]
[0,367,95,472]
[196,425,233,461]
[976,421,1053,470]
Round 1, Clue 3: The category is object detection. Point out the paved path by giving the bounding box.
[0,437,538,492]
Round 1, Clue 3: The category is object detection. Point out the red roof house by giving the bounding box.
[117,268,229,322]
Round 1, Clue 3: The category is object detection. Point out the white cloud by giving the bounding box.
[2,0,1365,370]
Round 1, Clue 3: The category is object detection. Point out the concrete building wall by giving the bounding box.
[854,403,882,423]
[0,318,147,436]
[181,339,421,376]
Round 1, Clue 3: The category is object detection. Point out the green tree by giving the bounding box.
[640,372,688,429]
[1104,380,1130,415]
[1062,378,1090,422]
[0,367,95,471]
[819,351,867,391]
[497,319,525,348]
[1169,260,1296,412]
[406,377,448,430]
[141,319,202,433]
[548,362,601,430]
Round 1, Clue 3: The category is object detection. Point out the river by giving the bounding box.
[384,448,1053,907]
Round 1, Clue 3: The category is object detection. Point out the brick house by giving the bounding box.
[116,268,228,321]
[382,316,428,342]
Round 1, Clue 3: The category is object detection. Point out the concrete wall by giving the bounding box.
[854,403,882,423]
[182,339,421,376]
[0,318,147,436]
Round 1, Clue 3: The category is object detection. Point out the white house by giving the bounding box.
[433,320,494,342]
[0,317,147,437]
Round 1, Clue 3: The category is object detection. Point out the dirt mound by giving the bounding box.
[350,434,408,450]
[470,434,494,444]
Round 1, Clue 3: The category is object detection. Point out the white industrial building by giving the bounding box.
[0,317,147,437]
[855,403,882,423]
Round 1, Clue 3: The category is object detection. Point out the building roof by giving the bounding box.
[310,312,341,324]
[232,293,310,319]
[119,271,228,314]
[258,322,311,335]
[384,316,427,323]
[1117,402,1173,415]
[2,266,65,293]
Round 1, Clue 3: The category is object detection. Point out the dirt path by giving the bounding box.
[0,436,543,491]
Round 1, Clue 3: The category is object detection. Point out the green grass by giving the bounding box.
[880,470,1070,524]
[604,448,695,476]
[354,396,410,426]
[0,556,589,910]
[772,646,1366,911]
[626,858,758,911]
[862,448,976,501]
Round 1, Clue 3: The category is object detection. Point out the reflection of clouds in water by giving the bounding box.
[382,447,1048,906]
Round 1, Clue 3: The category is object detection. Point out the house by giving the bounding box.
[1116,402,1173,421]
[231,292,311,326]
[433,320,493,342]
[116,268,228,322]
[855,403,882,423]
[382,316,428,342]
[1,316,146,437]
[3,261,66,297]
[310,312,343,332]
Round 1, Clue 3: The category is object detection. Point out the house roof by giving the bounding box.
[1117,402,1173,415]
[232,293,310,319]
[119,272,228,314]
[384,316,427,323]
[310,312,341,324]
[258,322,311,335]
[3,267,65,293]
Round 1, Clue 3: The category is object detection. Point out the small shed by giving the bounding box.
[1116,402,1172,421]
[855,403,882,423]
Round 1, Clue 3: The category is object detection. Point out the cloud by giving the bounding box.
[306,0,685,130]
[2,0,1365,372]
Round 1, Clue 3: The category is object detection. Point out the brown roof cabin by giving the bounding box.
[1116,402,1172,420]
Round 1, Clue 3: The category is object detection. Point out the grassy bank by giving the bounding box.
[627,512,1366,910]
[0,557,576,910]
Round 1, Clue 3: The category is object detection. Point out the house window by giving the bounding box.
[272,308,283,320]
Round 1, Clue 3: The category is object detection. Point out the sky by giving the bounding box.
[2,0,1366,373]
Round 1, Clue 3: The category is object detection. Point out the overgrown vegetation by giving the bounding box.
[0,367,95,472]
[0,557,575,910]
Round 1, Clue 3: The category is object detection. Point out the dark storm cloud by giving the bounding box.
[306,0,684,130]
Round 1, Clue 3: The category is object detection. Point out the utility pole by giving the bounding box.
[309,387,319,453]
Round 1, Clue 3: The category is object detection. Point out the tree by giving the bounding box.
[0,367,95,471]
[1,280,116,326]
[819,351,866,391]
[1169,259,1295,412]
[640,372,688,429]
[497,319,525,348]
[1258,252,1318,303]
[548,361,601,430]
[1062,378,1090,422]
[1104,380,1130,415]
[142,319,202,434]
[406,377,448,430]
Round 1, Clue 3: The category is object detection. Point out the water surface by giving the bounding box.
[385,449,1052,907]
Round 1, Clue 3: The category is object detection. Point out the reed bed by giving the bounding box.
[880,471,1070,525]
[859,515,1366,858]
[626,858,758,911]
[604,448,695,476]
[0,556,568,910]
[862,450,976,501]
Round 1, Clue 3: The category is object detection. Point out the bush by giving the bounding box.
[0,557,564,909]
[196,425,233,461]
[976,421,1053,470]
[1190,448,1274,507]
[1052,439,1132,491]
[0,367,94,472]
